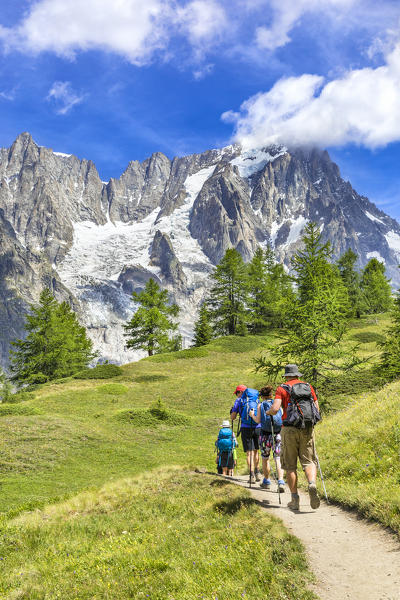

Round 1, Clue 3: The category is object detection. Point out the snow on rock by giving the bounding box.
[385,230,400,255]
[53,151,72,158]
[231,147,286,178]
[365,211,385,225]
[367,251,385,262]
[285,216,308,246]
[56,165,217,363]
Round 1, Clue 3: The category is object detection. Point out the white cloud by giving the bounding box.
[223,44,400,150]
[255,0,358,51]
[0,0,227,65]
[47,82,86,115]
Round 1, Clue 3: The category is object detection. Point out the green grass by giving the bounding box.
[0,322,398,597]
[316,379,400,532]
[0,469,315,600]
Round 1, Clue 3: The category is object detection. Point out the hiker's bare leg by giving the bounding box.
[275,457,284,481]
[222,467,228,475]
[304,463,317,484]
[262,457,271,479]
[286,469,298,493]
[255,450,260,471]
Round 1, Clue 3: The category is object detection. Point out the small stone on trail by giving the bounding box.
[194,467,206,473]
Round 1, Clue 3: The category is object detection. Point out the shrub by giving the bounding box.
[210,335,267,353]
[351,332,385,344]
[3,391,35,404]
[145,346,209,362]
[318,367,385,412]
[116,399,189,427]
[73,364,123,379]
[0,404,39,416]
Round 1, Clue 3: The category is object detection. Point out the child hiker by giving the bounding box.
[215,420,238,476]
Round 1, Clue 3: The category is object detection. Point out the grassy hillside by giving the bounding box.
[0,314,398,597]
[0,468,315,599]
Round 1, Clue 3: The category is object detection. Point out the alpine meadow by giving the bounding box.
[1,1,400,597]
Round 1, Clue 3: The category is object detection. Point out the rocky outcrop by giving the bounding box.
[150,230,187,289]
[1,133,400,367]
[118,265,162,295]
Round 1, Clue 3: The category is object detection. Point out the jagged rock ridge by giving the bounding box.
[0,133,399,368]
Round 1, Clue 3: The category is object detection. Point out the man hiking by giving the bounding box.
[230,385,261,484]
[265,364,321,511]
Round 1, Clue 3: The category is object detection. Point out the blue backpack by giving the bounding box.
[239,388,259,426]
[259,400,282,433]
[216,427,236,452]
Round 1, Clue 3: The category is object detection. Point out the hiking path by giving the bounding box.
[232,474,400,600]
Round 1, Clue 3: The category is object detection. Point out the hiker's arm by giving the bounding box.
[230,411,238,420]
[248,408,261,424]
[311,386,320,413]
[266,398,282,416]
[230,398,241,420]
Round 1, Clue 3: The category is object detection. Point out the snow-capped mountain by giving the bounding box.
[1,132,400,367]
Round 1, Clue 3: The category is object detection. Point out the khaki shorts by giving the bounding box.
[281,425,317,471]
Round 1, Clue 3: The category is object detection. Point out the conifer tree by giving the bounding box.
[256,223,356,386]
[10,289,95,384]
[360,258,392,314]
[376,290,400,380]
[193,304,213,347]
[337,248,365,318]
[247,246,294,332]
[124,278,180,356]
[207,248,248,336]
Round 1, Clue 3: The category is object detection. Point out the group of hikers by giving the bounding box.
[215,364,322,511]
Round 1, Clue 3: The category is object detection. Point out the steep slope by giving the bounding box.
[1,133,400,366]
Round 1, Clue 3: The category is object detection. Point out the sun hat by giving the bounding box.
[283,364,302,378]
[221,420,230,428]
[234,384,247,395]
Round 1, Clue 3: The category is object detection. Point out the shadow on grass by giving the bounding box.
[214,497,257,515]
[134,374,169,383]
[210,478,233,487]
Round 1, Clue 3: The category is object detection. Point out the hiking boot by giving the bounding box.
[278,480,285,493]
[287,495,300,511]
[249,473,256,484]
[254,470,261,482]
[259,478,271,489]
[308,484,320,509]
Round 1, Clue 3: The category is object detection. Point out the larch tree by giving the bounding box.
[124,278,180,356]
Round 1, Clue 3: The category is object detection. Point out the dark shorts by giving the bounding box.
[219,451,234,468]
[240,427,260,452]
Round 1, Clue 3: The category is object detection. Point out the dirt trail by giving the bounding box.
[233,475,400,600]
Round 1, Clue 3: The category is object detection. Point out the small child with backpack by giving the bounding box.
[215,420,238,476]
[249,386,285,493]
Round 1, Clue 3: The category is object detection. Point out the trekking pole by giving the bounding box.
[313,438,329,504]
[270,419,281,505]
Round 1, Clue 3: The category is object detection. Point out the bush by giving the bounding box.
[0,404,39,416]
[73,364,123,379]
[3,391,35,404]
[351,332,385,344]
[318,367,385,412]
[116,399,189,427]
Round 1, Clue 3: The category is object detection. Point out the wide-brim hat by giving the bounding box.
[221,420,230,428]
[284,364,302,377]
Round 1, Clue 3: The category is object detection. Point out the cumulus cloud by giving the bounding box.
[222,44,400,150]
[47,82,86,115]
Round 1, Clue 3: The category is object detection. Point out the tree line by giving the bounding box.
[1,221,399,397]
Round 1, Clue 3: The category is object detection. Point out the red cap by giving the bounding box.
[234,384,247,395]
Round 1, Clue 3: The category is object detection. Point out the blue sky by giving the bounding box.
[1,0,400,218]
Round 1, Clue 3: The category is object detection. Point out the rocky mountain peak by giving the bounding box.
[0,133,400,368]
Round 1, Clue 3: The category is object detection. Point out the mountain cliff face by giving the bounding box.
[1,132,399,368]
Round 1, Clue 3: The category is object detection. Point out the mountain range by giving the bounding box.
[1,132,399,367]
